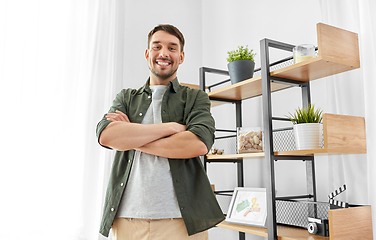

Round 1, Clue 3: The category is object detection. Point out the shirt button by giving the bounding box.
[128,159,131,163]
[148,96,151,99]
[111,208,115,212]
[139,113,143,116]
[120,183,124,187]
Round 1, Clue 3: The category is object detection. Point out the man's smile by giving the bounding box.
[156,58,172,67]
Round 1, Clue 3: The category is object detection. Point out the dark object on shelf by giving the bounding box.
[307,217,329,237]
[228,60,255,84]
[329,184,349,209]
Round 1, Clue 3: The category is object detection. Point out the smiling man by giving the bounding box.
[146,30,184,84]
[96,24,224,240]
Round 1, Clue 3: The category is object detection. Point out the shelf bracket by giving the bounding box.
[274,155,314,161]
[200,67,229,76]
[270,76,305,87]
[263,38,295,52]
[199,67,230,92]
[209,97,241,104]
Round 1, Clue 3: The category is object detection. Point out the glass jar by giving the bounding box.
[293,44,315,64]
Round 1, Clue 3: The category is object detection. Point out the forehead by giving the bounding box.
[150,31,180,47]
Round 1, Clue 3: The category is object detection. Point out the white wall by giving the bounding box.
[118,0,203,91]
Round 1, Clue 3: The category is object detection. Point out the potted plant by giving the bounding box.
[227,45,256,84]
[286,104,323,150]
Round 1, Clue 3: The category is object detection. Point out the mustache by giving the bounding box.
[156,57,172,62]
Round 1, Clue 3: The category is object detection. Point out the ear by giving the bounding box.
[179,51,185,64]
[145,48,150,61]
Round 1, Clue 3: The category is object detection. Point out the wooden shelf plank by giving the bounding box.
[207,114,366,158]
[329,206,373,240]
[210,100,227,108]
[207,57,359,103]
[207,75,290,101]
[273,114,366,156]
[217,221,268,238]
[317,22,360,70]
[217,221,328,240]
[274,148,366,156]
[323,113,367,153]
[207,147,366,159]
[271,56,359,82]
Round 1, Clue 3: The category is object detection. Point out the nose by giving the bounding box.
[159,48,169,58]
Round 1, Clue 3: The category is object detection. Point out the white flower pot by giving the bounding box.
[293,123,323,150]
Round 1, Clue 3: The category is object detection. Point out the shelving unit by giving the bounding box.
[200,23,368,240]
[216,206,373,240]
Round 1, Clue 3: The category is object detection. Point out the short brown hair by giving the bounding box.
[147,24,185,52]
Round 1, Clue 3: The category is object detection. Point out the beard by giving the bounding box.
[149,59,178,80]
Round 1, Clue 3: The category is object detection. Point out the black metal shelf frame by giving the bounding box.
[261,38,317,239]
[199,38,318,240]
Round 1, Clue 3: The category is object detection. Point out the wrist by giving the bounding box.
[168,122,185,134]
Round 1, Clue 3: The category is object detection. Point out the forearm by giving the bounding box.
[99,121,184,151]
[135,130,208,159]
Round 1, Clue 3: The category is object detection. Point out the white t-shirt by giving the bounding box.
[116,85,182,219]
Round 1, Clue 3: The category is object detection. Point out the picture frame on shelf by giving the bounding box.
[226,187,267,228]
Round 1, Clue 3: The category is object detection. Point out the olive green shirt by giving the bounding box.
[96,78,225,237]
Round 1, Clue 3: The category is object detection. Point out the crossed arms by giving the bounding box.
[99,110,208,159]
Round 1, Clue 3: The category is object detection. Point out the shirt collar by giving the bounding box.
[140,77,180,94]
[169,77,180,93]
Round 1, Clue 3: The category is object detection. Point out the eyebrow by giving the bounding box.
[151,41,179,47]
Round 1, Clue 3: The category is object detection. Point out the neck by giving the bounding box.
[149,74,176,86]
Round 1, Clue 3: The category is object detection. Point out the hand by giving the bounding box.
[170,122,186,133]
[106,110,130,123]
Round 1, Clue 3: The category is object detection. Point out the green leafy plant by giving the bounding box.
[227,45,256,63]
[286,104,323,124]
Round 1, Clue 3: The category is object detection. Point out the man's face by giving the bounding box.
[145,30,184,84]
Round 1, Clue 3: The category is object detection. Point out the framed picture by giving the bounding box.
[226,187,267,227]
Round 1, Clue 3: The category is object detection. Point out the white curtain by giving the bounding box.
[0,0,125,239]
[319,0,376,236]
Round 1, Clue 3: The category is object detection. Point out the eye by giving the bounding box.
[169,47,176,51]
[152,45,161,50]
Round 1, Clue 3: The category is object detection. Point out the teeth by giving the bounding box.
[157,62,170,66]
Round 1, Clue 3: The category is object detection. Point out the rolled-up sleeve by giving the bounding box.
[185,90,215,153]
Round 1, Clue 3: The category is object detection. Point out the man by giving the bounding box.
[96,24,224,240]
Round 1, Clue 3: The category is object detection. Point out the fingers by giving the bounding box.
[105,113,117,121]
[106,113,126,122]
[116,110,130,122]
[172,122,186,133]
[106,110,130,122]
